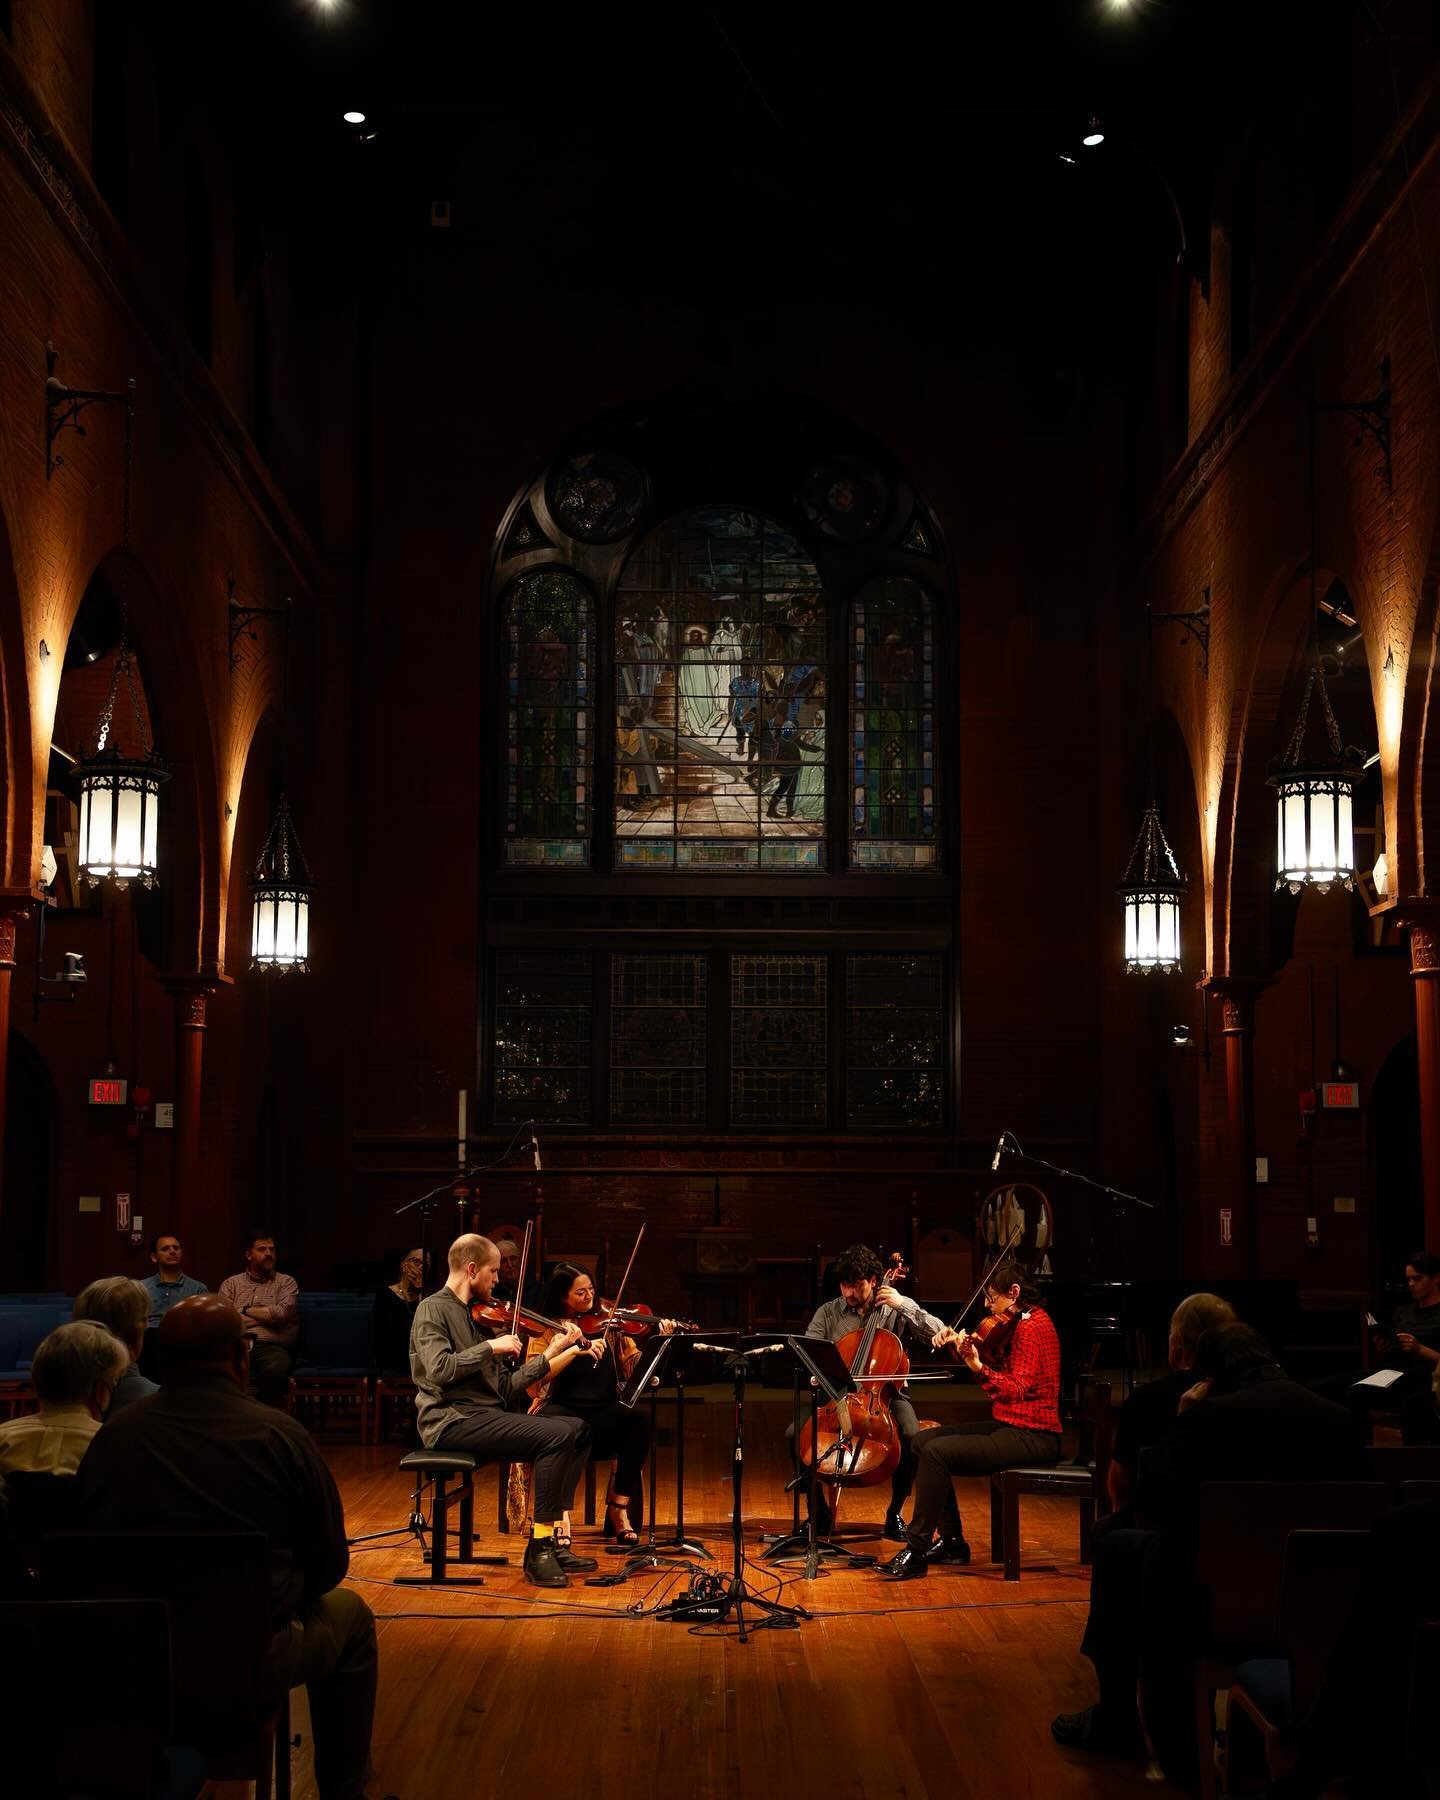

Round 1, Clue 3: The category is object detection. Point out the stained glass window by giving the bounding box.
[845,954,944,1127]
[730,954,827,1124]
[494,951,592,1124]
[549,451,646,543]
[850,576,938,870]
[610,954,707,1124]
[503,569,592,867]
[614,508,827,871]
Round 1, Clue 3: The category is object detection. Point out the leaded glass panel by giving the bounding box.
[503,569,592,867]
[730,954,827,1124]
[614,509,826,870]
[494,951,592,1124]
[845,953,944,1127]
[850,576,938,870]
[610,953,707,1125]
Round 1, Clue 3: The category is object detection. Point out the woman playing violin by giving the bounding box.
[525,1264,678,1547]
[879,1256,1062,1581]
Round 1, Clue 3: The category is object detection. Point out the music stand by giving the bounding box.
[762,1335,877,1576]
[618,1330,720,1560]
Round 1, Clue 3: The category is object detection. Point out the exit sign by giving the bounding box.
[1321,1081,1360,1109]
[88,1076,129,1106]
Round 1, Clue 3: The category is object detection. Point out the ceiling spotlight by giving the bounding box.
[342,110,367,125]
[1082,116,1106,147]
[1056,150,1077,166]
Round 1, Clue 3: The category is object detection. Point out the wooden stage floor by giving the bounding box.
[283,1394,1190,1800]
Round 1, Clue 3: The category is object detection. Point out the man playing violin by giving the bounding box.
[880,1255,1062,1580]
[410,1233,606,1588]
[801,1243,949,1541]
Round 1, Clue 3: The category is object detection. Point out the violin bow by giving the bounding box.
[602,1222,646,1370]
[947,1219,1024,1336]
[508,1218,535,1348]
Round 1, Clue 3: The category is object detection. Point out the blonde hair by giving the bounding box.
[447,1233,497,1273]
[74,1276,150,1351]
[1169,1292,1237,1363]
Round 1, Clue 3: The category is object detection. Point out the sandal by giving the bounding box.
[603,1502,639,1546]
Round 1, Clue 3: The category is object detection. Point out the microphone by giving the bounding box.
[530,1130,542,1173]
[990,1132,1009,1172]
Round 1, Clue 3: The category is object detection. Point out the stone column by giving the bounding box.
[1209,979,1263,1277]
[1400,907,1440,1248]
[167,979,217,1248]
[0,908,27,1218]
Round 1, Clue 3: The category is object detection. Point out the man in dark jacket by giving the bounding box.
[1052,1323,1364,1786]
[77,1297,377,1800]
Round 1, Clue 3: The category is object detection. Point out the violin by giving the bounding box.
[957,1301,1027,1367]
[574,1299,698,1343]
[797,1251,912,1494]
[469,1295,698,1344]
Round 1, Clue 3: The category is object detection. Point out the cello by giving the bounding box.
[796,1252,912,1505]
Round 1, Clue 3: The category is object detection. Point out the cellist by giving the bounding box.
[879,1255,1062,1580]
[797,1243,949,1541]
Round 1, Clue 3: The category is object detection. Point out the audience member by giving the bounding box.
[1106,1291,1237,1523]
[72,1276,158,1412]
[1311,1250,1440,1444]
[218,1228,300,1407]
[1052,1322,1363,1786]
[141,1231,208,1325]
[374,1246,427,1373]
[0,1322,127,1474]
[76,1296,376,1799]
[491,1235,541,1312]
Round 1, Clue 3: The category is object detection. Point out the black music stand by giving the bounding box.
[762,1335,877,1576]
[618,1330,718,1560]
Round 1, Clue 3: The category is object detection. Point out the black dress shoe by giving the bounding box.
[925,1535,971,1565]
[553,1542,599,1572]
[879,1545,928,1580]
[1050,1705,1144,1758]
[882,1507,907,1542]
[522,1537,569,1588]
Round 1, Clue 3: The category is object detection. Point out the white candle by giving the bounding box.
[457,1088,467,1167]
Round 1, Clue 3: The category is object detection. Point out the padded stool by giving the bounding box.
[989,1462,1098,1581]
[395,1450,506,1585]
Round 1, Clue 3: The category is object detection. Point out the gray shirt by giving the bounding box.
[410,1286,550,1448]
[805,1292,946,1349]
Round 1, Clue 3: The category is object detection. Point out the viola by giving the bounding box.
[797,1251,912,1493]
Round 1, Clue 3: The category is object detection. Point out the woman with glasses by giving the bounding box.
[375,1247,428,1375]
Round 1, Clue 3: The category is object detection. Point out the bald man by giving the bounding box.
[76,1297,376,1799]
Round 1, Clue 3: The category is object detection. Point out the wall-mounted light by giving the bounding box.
[75,646,168,890]
[1119,802,1184,973]
[1081,116,1106,148]
[1269,667,1361,895]
[251,794,312,973]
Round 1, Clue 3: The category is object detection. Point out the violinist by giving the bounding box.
[799,1244,949,1541]
[879,1255,1061,1580]
[524,1264,678,1547]
[409,1233,603,1588]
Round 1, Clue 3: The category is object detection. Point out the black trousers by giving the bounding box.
[787,1392,923,1516]
[543,1398,650,1500]
[437,1407,591,1523]
[249,1342,294,1408]
[904,1420,1061,1551]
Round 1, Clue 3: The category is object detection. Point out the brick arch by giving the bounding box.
[1208,556,1376,980]
[66,547,223,976]
[1401,523,1440,898]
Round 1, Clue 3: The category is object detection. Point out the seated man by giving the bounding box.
[141,1230,208,1326]
[1105,1290,1236,1525]
[1312,1251,1440,1445]
[0,1322,127,1474]
[1053,1322,1364,1785]
[72,1276,158,1412]
[880,1255,1063,1579]
[76,1296,376,1800]
[218,1228,300,1407]
[797,1242,949,1541]
[410,1233,601,1588]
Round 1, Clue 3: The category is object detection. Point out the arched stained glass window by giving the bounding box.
[613,508,827,870]
[503,568,593,866]
[850,576,937,869]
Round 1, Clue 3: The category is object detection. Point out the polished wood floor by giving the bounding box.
[279,1394,1190,1800]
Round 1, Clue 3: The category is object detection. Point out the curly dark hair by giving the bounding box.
[834,1244,885,1286]
[540,1262,594,1320]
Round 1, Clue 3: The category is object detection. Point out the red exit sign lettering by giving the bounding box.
[88,1076,129,1106]
[1321,1081,1360,1110]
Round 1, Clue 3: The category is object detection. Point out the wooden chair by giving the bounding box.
[44,1531,293,1800]
[988,1377,1113,1581]
[0,1597,174,1797]
[371,1371,417,1442]
[1366,1444,1440,1488]
[290,1299,374,1442]
[1191,1482,1391,1800]
[1223,1528,1370,1790]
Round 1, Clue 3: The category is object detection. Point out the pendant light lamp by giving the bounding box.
[1119,802,1184,973]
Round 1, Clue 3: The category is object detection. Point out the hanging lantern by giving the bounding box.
[1268,666,1362,894]
[75,645,168,889]
[250,794,311,972]
[1119,803,1184,973]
